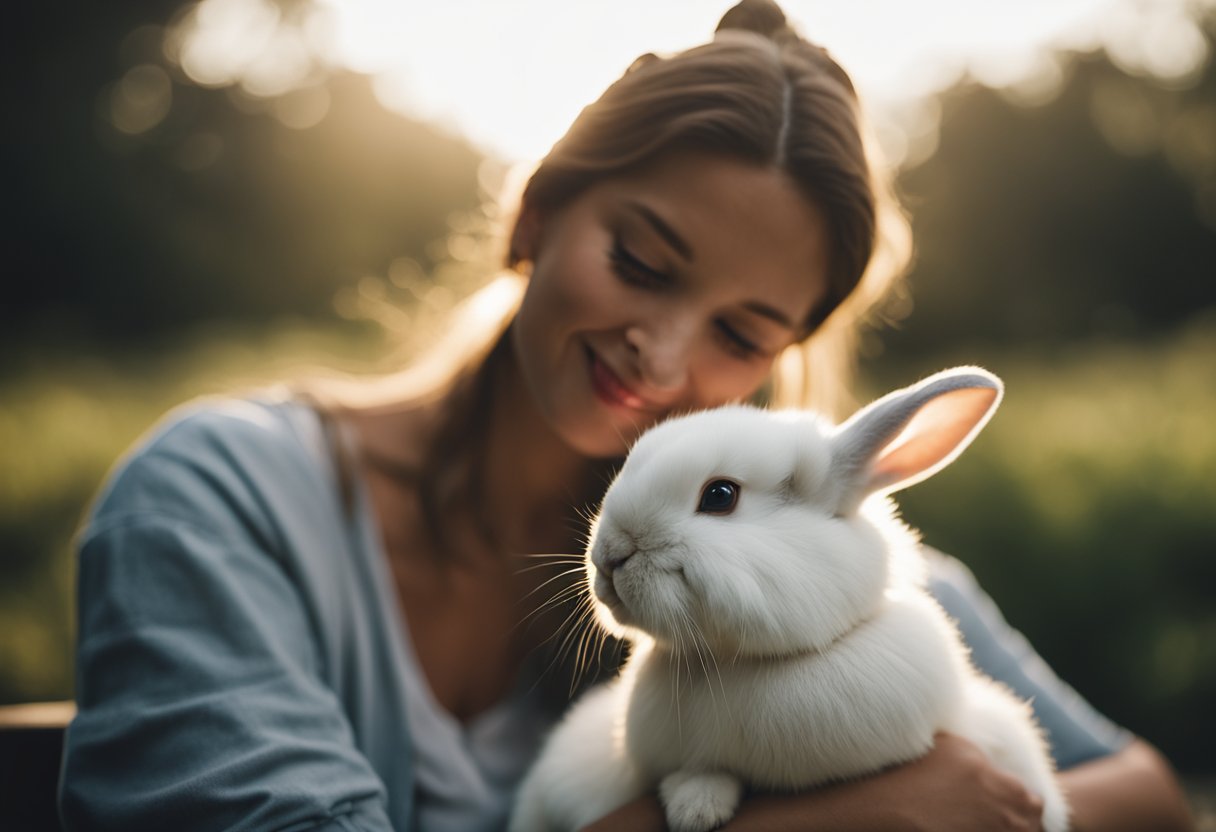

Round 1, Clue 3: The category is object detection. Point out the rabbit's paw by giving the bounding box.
[659,770,743,832]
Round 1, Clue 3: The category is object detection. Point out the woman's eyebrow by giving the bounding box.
[742,301,796,330]
[625,201,694,262]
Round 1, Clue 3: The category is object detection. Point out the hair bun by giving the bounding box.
[715,0,791,40]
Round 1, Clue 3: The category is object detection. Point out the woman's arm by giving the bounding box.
[581,734,1197,832]
[1061,737,1195,832]
[580,733,1049,832]
[64,514,397,832]
[62,409,398,831]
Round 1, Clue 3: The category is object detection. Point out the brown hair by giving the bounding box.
[508,0,910,414]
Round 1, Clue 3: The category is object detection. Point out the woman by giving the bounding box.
[61,1,1194,830]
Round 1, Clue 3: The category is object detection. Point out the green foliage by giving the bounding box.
[6,57,485,347]
[887,34,1216,355]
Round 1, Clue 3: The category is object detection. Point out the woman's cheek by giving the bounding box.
[559,248,627,323]
[697,359,773,410]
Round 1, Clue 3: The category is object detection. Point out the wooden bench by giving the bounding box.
[0,702,74,832]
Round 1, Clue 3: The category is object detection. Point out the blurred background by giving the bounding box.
[2,0,1214,815]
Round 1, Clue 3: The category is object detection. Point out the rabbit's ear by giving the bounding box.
[829,367,1003,514]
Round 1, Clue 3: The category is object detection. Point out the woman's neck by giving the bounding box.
[480,336,602,556]
[347,329,609,560]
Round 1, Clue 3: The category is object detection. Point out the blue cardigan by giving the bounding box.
[60,396,1128,831]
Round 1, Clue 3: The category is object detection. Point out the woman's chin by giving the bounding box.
[557,413,648,459]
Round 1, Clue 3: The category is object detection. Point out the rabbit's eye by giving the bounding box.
[698,479,739,515]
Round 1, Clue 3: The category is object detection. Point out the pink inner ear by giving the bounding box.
[869,387,1000,493]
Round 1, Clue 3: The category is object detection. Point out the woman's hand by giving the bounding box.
[579,732,1047,832]
[835,731,1047,832]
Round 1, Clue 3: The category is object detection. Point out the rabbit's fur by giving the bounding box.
[510,368,1068,832]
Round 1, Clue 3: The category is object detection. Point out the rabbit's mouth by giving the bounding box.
[596,571,652,633]
[593,570,627,612]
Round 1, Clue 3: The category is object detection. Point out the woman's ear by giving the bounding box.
[510,202,543,265]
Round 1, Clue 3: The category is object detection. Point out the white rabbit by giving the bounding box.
[510,367,1069,832]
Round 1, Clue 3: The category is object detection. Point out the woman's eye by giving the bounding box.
[697,479,739,515]
[609,239,667,287]
[716,322,760,359]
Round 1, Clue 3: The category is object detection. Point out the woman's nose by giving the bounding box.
[625,318,694,391]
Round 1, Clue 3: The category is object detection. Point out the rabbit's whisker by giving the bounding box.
[573,603,598,690]
[694,612,727,724]
[524,589,596,698]
[511,577,586,631]
[514,557,583,574]
[679,607,714,706]
[550,596,594,672]
[573,596,611,694]
[517,565,588,604]
[510,589,584,640]
[664,607,686,744]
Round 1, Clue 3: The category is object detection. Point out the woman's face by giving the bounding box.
[511,151,833,458]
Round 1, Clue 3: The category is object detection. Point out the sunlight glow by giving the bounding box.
[1100,2,1210,85]
[167,0,322,96]
[162,0,1213,163]
[110,64,173,135]
[272,85,331,129]
[170,0,279,86]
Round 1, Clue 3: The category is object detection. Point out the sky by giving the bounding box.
[158,0,1212,166]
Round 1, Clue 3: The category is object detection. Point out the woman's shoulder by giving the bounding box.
[149,389,327,462]
[83,389,338,544]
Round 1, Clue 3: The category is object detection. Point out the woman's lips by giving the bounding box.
[587,348,652,411]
